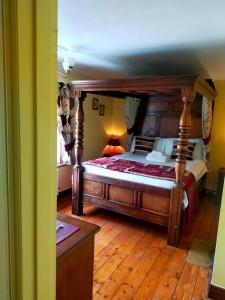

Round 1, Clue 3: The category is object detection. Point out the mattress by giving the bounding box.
[83,153,208,208]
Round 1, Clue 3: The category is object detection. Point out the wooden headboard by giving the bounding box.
[134,94,203,138]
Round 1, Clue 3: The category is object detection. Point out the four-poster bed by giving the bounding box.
[71,76,216,247]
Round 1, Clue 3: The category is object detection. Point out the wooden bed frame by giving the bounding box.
[71,76,216,247]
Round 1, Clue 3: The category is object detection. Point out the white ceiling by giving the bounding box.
[58,0,225,79]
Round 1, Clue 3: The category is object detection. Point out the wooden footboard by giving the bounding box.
[72,171,183,247]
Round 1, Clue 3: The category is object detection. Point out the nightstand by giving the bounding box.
[217,168,225,205]
[56,214,100,300]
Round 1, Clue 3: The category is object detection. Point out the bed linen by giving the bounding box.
[83,152,207,187]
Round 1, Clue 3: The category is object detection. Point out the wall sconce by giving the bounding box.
[62,58,74,73]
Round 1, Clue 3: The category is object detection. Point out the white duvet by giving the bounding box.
[83,152,208,208]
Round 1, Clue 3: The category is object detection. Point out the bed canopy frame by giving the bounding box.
[71,75,216,247]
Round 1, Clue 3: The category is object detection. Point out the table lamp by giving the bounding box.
[103,135,125,157]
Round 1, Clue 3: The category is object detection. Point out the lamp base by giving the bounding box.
[102,145,125,157]
[103,154,116,158]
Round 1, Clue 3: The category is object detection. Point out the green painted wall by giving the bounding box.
[210,81,225,289]
[0,0,10,298]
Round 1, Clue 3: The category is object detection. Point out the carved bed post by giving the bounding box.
[72,90,86,215]
[168,88,194,246]
[175,88,194,185]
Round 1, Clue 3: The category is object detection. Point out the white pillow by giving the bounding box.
[189,138,204,160]
[146,151,169,162]
[154,137,204,160]
[153,138,165,153]
[153,138,173,156]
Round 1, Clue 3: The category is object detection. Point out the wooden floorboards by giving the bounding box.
[57,194,219,300]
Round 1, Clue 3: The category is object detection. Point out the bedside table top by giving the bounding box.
[56,213,100,258]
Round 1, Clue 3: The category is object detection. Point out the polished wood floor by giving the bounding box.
[57,194,219,300]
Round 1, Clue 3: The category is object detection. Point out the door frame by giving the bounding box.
[0,0,57,299]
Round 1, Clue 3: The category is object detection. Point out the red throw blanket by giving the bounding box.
[85,158,176,179]
[84,157,198,227]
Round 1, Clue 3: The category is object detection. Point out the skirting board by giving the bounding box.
[57,188,72,198]
[209,284,225,300]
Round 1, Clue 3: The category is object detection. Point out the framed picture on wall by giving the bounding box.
[92,98,99,110]
[99,104,105,116]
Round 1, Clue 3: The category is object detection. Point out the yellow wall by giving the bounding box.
[83,93,114,161]
[0,1,10,297]
[111,99,127,148]
[84,95,128,160]
[208,81,225,289]
[83,95,127,160]
[210,81,225,288]
[2,0,57,299]
[212,184,225,288]
[206,81,225,190]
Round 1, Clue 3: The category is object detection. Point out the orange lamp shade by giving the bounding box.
[103,136,125,156]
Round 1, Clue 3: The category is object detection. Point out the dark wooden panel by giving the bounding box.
[83,179,103,197]
[141,192,170,215]
[135,95,202,138]
[108,185,134,206]
[174,100,202,116]
[167,186,183,247]
[83,173,171,197]
[191,101,202,114]
[72,76,217,100]
[57,238,94,300]
[173,101,183,112]
[83,194,169,226]
[81,175,172,227]
[147,101,169,112]
[190,117,202,138]
[138,116,157,136]
[160,117,180,137]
